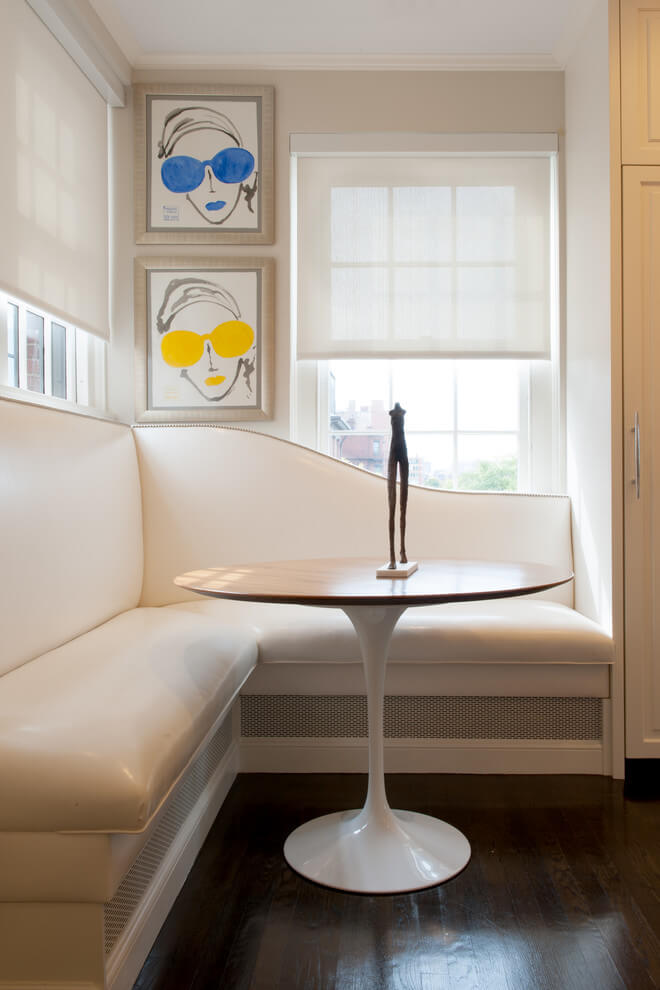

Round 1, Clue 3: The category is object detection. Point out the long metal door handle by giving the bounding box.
[633,411,641,499]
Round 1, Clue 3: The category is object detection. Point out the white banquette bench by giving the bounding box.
[0,397,613,990]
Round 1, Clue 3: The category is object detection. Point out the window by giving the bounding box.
[0,0,116,418]
[1,294,106,412]
[326,358,528,489]
[292,134,559,492]
[0,0,110,342]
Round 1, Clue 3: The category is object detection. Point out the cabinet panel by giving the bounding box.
[623,166,660,754]
[621,0,660,163]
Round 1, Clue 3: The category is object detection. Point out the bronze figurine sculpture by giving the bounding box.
[387,402,409,569]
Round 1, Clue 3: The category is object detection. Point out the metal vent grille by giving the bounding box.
[103,717,232,956]
[240,695,602,741]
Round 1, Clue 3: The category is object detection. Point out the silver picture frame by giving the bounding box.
[134,256,274,422]
[134,84,274,244]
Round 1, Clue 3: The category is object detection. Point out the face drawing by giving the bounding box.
[157,106,258,227]
[156,278,256,403]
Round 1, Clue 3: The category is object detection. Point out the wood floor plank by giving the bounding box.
[389,893,450,990]
[554,798,660,989]
[536,809,628,990]
[248,861,301,990]
[457,819,519,990]
[132,774,660,990]
[334,891,395,990]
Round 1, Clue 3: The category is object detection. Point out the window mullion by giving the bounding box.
[452,361,459,488]
[518,362,531,489]
[66,325,77,402]
[0,297,8,388]
[388,185,395,345]
[44,319,53,398]
[388,186,394,424]
[451,185,458,347]
[17,305,27,390]
[317,360,330,454]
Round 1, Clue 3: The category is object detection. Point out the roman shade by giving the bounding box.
[295,133,556,360]
[0,0,110,339]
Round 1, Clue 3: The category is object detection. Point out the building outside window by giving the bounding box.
[327,358,524,489]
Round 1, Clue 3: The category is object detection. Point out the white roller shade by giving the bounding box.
[0,0,109,339]
[296,146,554,360]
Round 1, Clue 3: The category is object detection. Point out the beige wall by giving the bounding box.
[109,69,564,431]
[564,2,612,630]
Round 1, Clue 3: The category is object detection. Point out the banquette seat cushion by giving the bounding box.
[172,597,614,665]
[0,607,257,832]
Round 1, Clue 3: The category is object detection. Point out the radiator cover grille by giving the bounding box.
[240,694,602,741]
[103,717,232,956]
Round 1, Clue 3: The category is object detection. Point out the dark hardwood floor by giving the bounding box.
[133,774,660,990]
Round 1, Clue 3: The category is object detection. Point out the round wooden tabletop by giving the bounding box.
[175,557,573,608]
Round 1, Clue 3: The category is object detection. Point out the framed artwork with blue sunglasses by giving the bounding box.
[134,84,274,244]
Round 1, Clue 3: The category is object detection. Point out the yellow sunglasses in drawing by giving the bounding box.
[161,320,254,388]
[155,275,256,404]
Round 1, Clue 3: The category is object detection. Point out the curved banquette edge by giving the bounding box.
[134,421,612,692]
[0,399,614,990]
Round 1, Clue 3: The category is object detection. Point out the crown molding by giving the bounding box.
[26,0,128,105]
[130,51,563,73]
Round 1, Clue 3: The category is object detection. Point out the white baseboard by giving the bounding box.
[239,738,606,774]
[105,742,239,990]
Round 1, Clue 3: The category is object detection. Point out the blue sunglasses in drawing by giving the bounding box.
[160,147,255,197]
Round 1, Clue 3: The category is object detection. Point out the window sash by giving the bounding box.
[2,293,106,411]
[318,358,536,491]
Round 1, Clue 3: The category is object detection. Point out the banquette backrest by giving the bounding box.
[1,399,143,676]
[134,425,574,608]
[1,400,574,680]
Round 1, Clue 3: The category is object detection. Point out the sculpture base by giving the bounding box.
[376,561,419,578]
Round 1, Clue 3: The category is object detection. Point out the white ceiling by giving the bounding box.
[88,0,600,69]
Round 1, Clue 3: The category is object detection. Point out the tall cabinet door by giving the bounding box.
[621,0,660,163]
[623,167,660,758]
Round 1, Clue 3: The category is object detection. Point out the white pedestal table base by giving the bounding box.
[283,603,472,894]
[284,806,470,894]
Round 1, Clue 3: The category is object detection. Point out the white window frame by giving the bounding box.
[0,293,108,417]
[290,133,562,494]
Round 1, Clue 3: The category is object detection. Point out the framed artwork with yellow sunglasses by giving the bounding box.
[134,257,274,422]
[134,84,274,244]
